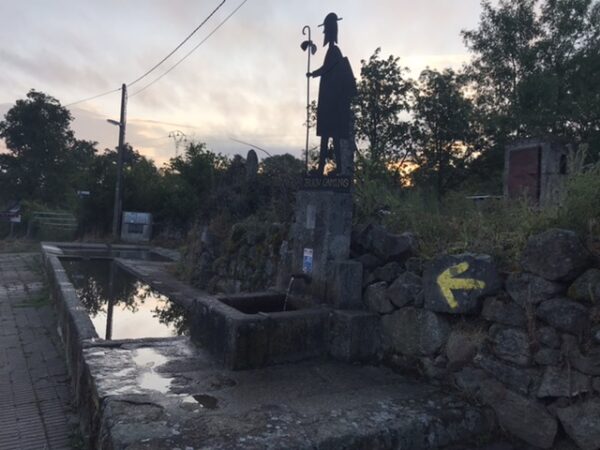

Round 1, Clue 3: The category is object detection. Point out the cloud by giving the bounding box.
[0,0,489,166]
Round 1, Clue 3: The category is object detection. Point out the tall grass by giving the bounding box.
[355,145,600,269]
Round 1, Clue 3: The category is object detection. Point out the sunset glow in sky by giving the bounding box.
[0,0,487,166]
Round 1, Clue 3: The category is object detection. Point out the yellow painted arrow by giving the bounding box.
[436,262,486,309]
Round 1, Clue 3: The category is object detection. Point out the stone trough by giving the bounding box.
[41,241,500,449]
[193,291,330,369]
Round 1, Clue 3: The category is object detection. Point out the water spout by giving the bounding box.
[283,273,311,311]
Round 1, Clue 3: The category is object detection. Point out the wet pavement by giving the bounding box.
[83,338,497,449]
[0,253,77,450]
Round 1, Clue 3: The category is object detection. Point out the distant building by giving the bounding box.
[121,211,152,242]
[504,138,571,208]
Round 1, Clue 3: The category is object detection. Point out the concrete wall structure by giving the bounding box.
[504,138,571,208]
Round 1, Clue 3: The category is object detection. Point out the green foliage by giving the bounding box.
[0,90,79,206]
[463,0,600,169]
[410,69,477,198]
[354,48,412,167]
[78,145,163,235]
[556,145,600,234]
[381,190,556,269]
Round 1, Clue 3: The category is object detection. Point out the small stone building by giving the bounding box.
[120,211,152,242]
[504,138,571,208]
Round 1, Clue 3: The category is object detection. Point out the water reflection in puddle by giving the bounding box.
[131,348,219,410]
[133,348,173,393]
[61,259,189,339]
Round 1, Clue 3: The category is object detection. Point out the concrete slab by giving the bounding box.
[83,339,496,449]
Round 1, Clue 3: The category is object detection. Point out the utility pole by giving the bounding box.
[111,83,128,240]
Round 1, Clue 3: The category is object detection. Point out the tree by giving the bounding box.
[463,0,600,177]
[410,69,477,199]
[354,48,412,169]
[159,142,229,229]
[79,144,163,234]
[462,0,540,139]
[0,90,76,204]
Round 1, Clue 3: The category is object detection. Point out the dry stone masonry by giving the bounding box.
[353,226,600,450]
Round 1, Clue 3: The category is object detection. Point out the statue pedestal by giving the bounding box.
[281,184,362,309]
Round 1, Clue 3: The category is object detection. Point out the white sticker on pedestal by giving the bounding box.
[306,205,316,230]
[302,248,313,274]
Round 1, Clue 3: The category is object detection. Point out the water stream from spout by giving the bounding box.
[283,276,295,312]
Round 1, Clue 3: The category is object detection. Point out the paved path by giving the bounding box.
[0,253,76,450]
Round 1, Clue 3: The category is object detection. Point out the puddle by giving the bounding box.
[130,348,218,409]
[132,348,174,394]
[61,259,189,339]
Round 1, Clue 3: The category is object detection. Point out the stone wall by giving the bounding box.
[180,219,287,294]
[354,225,600,450]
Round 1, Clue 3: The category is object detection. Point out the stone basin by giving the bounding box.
[192,291,330,370]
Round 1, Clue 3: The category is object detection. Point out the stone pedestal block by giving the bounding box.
[290,190,353,303]
[328,260,363,309]
[329,310,380,362]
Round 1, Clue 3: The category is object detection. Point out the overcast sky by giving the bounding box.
[0,0,487,166]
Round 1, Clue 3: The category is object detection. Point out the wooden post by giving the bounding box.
[112,84,128,240]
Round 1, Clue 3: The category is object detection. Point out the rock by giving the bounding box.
[562,334,600,376]
[420,356,446,379]
[363,281,394,314]
[505,272,564,308]
[536,298,590,333]
[557,399,600,450]
[405,257,424,275]
[482,297,527,327]
[553,439,582,450]
[534,348,561,366]
[433,354,447,368]
[521,229,591,282]
[446,330,479,371]
[593,326,600,345]
[423,253,502,314]
[476,353,538,395]
[381,307,450,356]
[571,348,600,376]
[351,223,373,253]
[362,272,377,288]
[453,367,490,395]
[386,272,422,308]
[547,397,571,417]
[479,379,557,448]
[373,261,403,283]
[537,326,561,349]
[491,327,532,366]
[413,290,425,308]
[370,225,418,262]
[355,253,383,270]
[568,268,600,303]
[593,377,600,393]
[537,366,591,398]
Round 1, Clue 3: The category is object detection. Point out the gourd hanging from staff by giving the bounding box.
[302,12,357,175]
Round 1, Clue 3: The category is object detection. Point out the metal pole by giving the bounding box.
[303,25,312,173]
[112,83,127,240]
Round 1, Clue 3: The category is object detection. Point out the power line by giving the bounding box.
[63,0,227,108]
[127,0,226,88]
[130,0,249,98]
[64,87,121,107]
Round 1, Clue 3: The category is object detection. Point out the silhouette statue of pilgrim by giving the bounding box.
[308,12,356,175]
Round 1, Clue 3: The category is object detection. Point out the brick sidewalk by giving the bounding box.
[0,253,77,450]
